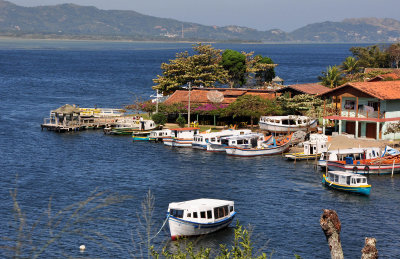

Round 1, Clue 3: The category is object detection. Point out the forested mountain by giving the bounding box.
[0,0,399,42]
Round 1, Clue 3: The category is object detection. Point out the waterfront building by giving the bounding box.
[319,81,400,140]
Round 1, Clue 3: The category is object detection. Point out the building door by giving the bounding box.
[366,123,377,139]
[346,121,355,135]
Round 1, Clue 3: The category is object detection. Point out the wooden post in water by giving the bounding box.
[361,237,378,259]
[320,209,344,259]
[392,159,395,177]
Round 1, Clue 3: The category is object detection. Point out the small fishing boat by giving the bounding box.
[206,132,260,152]
[318,147,382,170]
[149,129,172,142]
[192,129,252,151]
[328,154,400,175]
[322,171,371,195]
[132,131,151,141]
[225,134,292,157]
[284,134,328,160]
[104,117,157,135]
[167,198,236,240]
[163,127,200,147]
[258,115,317,133]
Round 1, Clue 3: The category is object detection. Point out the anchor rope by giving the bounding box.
[148,214,169,241]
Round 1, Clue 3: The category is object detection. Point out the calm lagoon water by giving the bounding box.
[1,39,399,258]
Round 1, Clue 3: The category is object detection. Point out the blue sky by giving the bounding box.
[8,0,400,31]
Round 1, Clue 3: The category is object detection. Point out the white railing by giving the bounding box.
[340,110,384,119]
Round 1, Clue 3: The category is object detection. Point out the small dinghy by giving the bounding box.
[167,198,236,240]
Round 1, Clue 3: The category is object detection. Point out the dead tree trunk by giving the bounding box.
[320,209,344,259]
[361,237,378,259]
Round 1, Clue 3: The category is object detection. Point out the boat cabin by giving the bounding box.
[221,133,263,148]
[259,116,312,127]
[321,147,381,162]
[326,171,368,186]
[149,129,172,141]
[193,129,252,148]
[171,127,200,139]
[168,198,234,223]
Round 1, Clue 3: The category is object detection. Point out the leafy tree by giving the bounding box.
[341,56,360,74]
[387,43,400,68]
[221,49,247,88]
[151,112,167,125]
[153,43,228,94]
[384,121,400,135]
[254,55,276,85]
[176,115,186,127]
[243,52,277,86]
[350,45,390,69]
[319,65,344,88]
[224,95,280,128]
[276,94,325,117]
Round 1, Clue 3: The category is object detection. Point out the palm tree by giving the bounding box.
[319,66,344,88]
[341,56,359,74]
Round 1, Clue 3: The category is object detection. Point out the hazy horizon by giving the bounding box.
[6,0,400,32]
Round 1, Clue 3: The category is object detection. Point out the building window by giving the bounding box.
[344,100,355,110]
[368,101,379,111]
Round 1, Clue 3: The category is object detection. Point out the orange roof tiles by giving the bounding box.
[164,88,275,105]
[320,81,400,100]
[367,73,400,82]
[364,68,400,75]
[278,83,330,95]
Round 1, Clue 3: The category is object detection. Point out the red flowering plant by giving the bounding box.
[193,103,228,116]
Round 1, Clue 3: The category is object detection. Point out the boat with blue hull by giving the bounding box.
[322,171,371,195]
[167,198,235,240]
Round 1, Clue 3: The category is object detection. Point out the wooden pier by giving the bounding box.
[41,104,126,133]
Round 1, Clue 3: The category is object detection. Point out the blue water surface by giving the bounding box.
[0,39,399,258]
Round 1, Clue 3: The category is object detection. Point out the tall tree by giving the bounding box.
[254,55,276,85]
[242,51,277,86]
[341,56,359,74]
[220,49,247,88]
[224,95,280,128]
[152,43,228,94]
[387,43,400,68]
[319,66,344,88]
[350,45,390,69]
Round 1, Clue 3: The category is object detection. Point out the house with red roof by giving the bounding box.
[164,87,276,106]
[319,81,400,140]
[275,83,330,97]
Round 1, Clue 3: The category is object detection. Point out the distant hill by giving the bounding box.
[0,0,399,43]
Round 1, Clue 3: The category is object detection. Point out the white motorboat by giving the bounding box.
[167,198,235,240]
[318,147,382,169]
[258,115,317,133]
[284,134,328,160]
[206,133,264,152]
[192,129,252,151]
[225,134,292,157]
[163,127,200,147]
[149,129,172,142]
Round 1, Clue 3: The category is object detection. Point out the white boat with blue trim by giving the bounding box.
[258,115,317,133]
[163,127,200,147]
[167,198,235,240]
[192,129,252,150]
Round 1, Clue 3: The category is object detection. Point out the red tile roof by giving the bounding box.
[364,68,400,75]
[164,88,275,105]
[319,81,400,100]
[277,83,330,95]
[367,73,400,82]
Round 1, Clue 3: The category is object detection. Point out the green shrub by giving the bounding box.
[176,115,186,127]
[152,112,167,125]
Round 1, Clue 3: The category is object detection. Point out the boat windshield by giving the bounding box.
[214,205,229,219]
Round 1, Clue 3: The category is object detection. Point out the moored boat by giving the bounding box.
[132,131,151,141]
[167,198,235,240]
[258,115,317,133]
[163,127,200,147]
[192,129,252,150]
[149,129,172,142]
[284,134,328,160]
[225,134,292,157]
[322,171,371,195]
[327,154,400,175]
[104,117,157,135]
[318,147,382,170]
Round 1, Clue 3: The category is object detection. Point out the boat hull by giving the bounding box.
[328,161,400,175]
[168,212,236,240]
[259,119,318,133]
[284,152,320,160]
[163,137,193,147]
[322,175,371,195]
[225,143,290,157]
